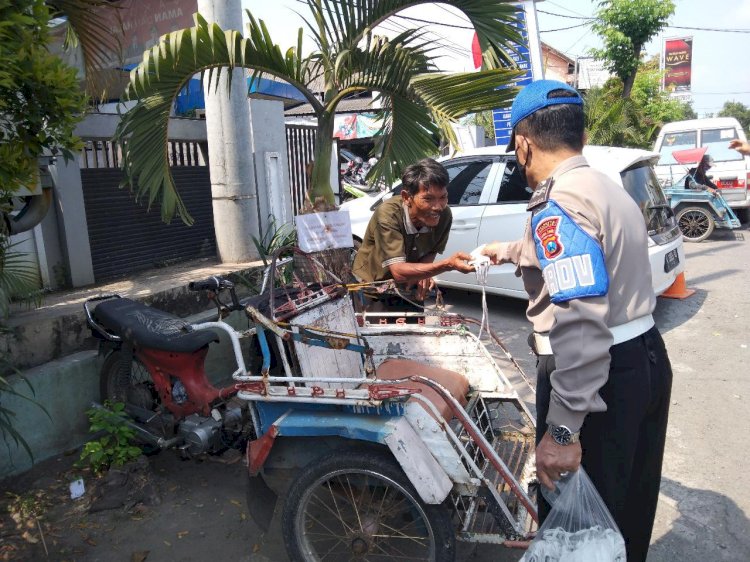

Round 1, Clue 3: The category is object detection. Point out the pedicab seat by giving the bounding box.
[373,358,469,421]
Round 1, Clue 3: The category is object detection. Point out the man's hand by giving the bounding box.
[535,432,582,491]
[729,139,750,156]
[482,242,507,265]
[415,277,436,301]
[446,252,474,274]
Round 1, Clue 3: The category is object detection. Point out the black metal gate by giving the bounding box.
[80,140,216,282]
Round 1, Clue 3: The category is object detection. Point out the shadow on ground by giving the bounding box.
[649,478,750,561]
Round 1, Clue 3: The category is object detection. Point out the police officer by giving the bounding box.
[482,80,672,562]
[353,158,474,305]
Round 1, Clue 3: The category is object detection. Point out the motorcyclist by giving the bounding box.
[685,154,718,195]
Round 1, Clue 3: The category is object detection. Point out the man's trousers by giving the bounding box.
[535,325,673,562]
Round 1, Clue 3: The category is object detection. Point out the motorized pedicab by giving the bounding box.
[210,248,540,561]
[664,147,741,242]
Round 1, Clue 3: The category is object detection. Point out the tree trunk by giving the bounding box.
[308,112,336,205]
[621,43,642,99]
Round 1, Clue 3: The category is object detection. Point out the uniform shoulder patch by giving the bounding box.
[531,200,608,303]
[527,178,554,210]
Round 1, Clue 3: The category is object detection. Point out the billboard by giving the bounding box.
[576,57,611,90]
[664,37,693,92]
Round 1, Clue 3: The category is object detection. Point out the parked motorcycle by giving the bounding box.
[84,277,258,458]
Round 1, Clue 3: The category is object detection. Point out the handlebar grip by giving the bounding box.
[188,276,230,292]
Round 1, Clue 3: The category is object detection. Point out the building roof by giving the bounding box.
[285,96,377,117]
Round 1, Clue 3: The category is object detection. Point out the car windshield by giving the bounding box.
[658,131,697,165]
[620,163,673,235]
[701,128,743,162]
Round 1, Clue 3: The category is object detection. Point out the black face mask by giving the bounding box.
[517,139,531,187]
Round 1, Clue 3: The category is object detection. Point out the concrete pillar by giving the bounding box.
[248,99,293,232]
[198,0,260,262]
[48,157,95,287]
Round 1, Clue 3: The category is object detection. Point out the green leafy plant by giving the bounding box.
[78,402,141,475]
[114,1,525,224]
[0,348,51,463]
[251,217,297,266]
[591,0,675,98]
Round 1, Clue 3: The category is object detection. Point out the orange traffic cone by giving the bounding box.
[661,272,695,299]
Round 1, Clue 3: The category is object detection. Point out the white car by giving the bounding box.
[341,145,686,299]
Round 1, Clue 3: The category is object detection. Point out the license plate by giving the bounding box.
[664,249,679,273]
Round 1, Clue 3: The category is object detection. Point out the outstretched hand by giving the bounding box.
[729,139,750,156]
[482,241,509,265]
[447,252,475,274]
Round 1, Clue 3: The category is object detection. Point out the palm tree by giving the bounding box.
[114,0,525,224]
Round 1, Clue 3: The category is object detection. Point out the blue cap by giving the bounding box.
[506,80,583,151]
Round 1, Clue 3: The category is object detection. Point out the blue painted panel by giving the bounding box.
[254,399,406,435]
[275,411,396,443]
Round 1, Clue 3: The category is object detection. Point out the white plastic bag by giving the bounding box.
[521,468,626,562]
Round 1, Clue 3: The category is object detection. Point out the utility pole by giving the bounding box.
[197,0,260,262]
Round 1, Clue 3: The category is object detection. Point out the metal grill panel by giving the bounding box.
[81,166,216,282]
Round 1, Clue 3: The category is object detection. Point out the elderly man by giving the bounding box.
[352,158,474,306]
[482,80,673,562]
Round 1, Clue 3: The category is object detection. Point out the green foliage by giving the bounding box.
[0,238,43,318]
[0,0,87,198]
[591,0,675,98]
[466,111,495,141]
[718,101,750,133]
[78,402,141,475]
[115,1,526,224]
[584,86,640,148]
[585,57,696,148]
[0,332,51,463]
[251,218,296,266]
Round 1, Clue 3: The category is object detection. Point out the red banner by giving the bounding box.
[664,37,693,92]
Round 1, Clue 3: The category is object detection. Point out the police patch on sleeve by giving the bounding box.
[531,200,608,303]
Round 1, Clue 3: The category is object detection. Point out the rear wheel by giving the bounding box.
[282,450,455,562]
[677,206,715,242]
[100,351,167,443]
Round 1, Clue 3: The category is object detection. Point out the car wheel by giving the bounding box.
[676,206,715,243]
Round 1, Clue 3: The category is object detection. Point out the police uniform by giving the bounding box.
[352,196,451,283]
[496,155,673,562]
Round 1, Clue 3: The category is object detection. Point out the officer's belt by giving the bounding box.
[530,314,655,356]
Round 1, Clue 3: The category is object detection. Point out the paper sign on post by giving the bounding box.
[296,211,353,252]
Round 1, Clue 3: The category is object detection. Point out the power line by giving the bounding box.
[394,14,473,31]
[538,9,594,20]
[541,21,593,33]
[667,25,750,33]
[691,91,750,95]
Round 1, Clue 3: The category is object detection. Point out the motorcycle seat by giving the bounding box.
[92,298,219,353]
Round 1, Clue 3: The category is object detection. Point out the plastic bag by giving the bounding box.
[521,467,626,562]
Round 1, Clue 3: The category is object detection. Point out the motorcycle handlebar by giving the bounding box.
[188,276,234,292]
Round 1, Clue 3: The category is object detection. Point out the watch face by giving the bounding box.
[550,425,572,445]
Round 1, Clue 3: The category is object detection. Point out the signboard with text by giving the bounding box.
[492,5,534,147]
[664,37,693,92]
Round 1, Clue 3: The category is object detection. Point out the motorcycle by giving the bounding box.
[84,277,260,458]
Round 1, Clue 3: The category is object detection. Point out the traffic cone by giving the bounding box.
[661,272,695,299]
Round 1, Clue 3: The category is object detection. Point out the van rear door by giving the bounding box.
[700,126,748,205]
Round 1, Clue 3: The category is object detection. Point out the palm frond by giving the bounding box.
[305,0,522,69]
[48,0,125,100]
[0,238,41,318]
[115,13,317,224]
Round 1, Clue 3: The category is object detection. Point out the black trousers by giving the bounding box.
[535,325,673,562]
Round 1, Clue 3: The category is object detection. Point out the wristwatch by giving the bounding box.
[547,424,580,446]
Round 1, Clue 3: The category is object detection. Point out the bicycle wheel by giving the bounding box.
[282,449,455,562]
